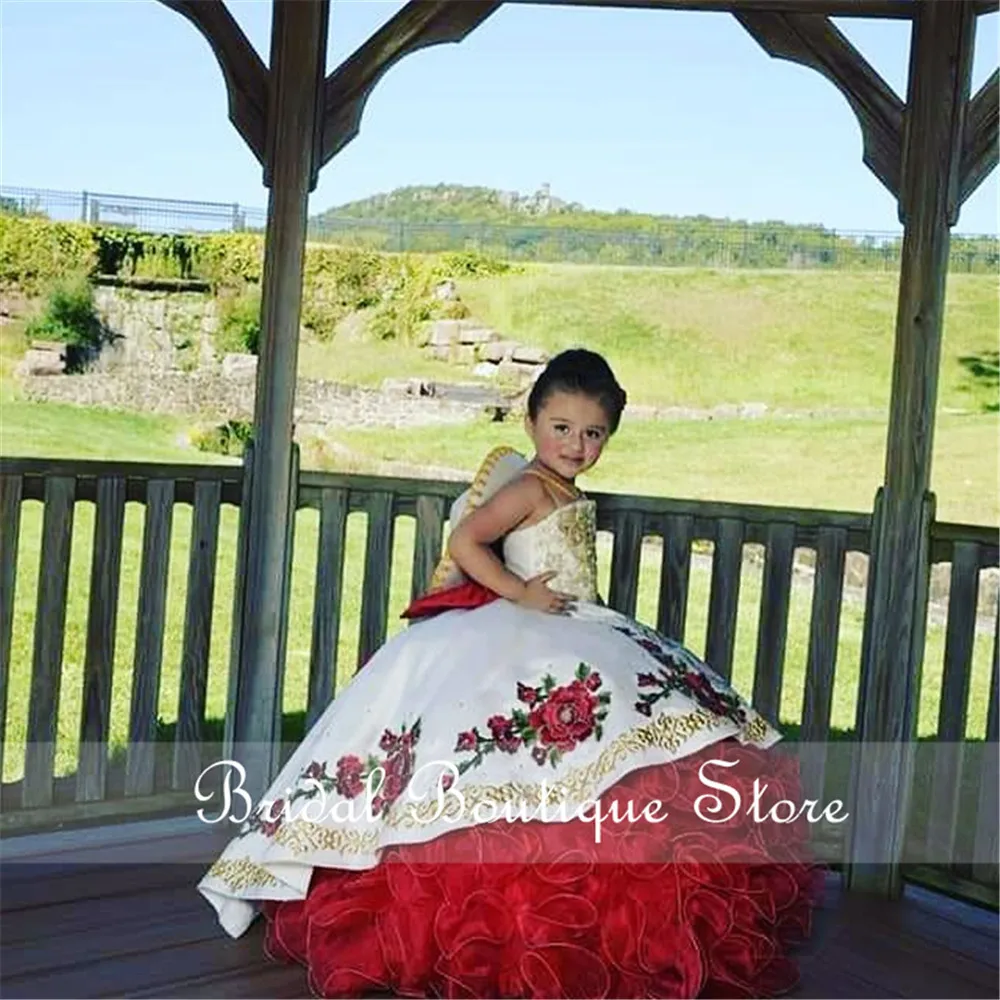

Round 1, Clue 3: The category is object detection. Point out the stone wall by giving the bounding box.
[19,370,486,429]
[90,283,219,372]
[18,284,496,428]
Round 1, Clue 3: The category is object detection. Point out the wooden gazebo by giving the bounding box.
[1,1,997,997]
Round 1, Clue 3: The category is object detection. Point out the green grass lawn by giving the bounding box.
[331,411,998,526]
[460,267,998,413]
[297,333,458,387]
[0,397,232,464]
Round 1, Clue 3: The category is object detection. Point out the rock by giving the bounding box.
[450,344,476,364]
[17,348,66,377]
[457,327,498,345]
[473,362,499,378]
[476,340,518,363]
[709,403,739,419]
[381,377,423,396]
[430,345,451,362]
[434,280,458,301]
[428,319,461,346]
[221,353,258,378]
[28,340,68,358]
[495,360,540,385]
[511,345,549,364]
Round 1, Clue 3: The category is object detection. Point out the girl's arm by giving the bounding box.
[448,478,573,612]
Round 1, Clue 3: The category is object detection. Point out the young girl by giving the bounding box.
[199,349,820,999]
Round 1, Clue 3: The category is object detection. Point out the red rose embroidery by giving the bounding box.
[456,730,478,752]
[455,664,611,774]
[616,622,748,727]
[528,680,598,751]
[517,682,539,705]
[259,798,284,837]
[236,720,423,840]
[335,755,365,798]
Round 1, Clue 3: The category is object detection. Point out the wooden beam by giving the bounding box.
[227,0,329,802]
[847,0,976,899]
[959,69,999,208]
[736,10,903,197]
[505,0,923,17]
[157,0,268,164]
[320,0,503,167]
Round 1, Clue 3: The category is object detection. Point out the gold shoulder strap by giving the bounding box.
[426,445,524,592]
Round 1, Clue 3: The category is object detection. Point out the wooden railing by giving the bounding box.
[0,456,995,904]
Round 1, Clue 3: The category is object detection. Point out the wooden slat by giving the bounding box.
[6,456,875,546]
[752,522,796,721]
[303,463,873,536]
[125,480,176,797]
[357,492,395,670]
[800,527,848,797]
[972,606,999,886]
[0,473,24,782]
[655,514,693,642]
[76,477,127,803]
[172,480,223,791]
[0,789,197,835]
[22,477,75,809]
[847,0,975,899]
[273,443,301,747]
[704,518,744,681]
[0,457,241,484]
[411,494,446,600]
[924,542,980,861]
[223,443,253,754]
[307,487,348,727]
[607,510,643,617]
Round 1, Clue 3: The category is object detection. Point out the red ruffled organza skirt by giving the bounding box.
[261,739,823,998]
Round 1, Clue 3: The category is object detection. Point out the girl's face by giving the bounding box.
[526,390,611,481]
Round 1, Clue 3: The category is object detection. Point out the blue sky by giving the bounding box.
[1,1,997,233]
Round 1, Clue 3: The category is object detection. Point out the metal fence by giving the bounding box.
[2,184,997,273]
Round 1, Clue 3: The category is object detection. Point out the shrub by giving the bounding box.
[0,215,95,295]
[190,419,253,456]
[25,276,104,364]
[433,250,512,278]
[216,291,261,355]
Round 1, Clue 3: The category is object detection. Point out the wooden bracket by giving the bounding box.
[157,0,268,165]
[959,69,999,207]
[319,0,503,168]
[736,10,904,198]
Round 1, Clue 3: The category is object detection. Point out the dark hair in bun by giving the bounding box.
[527,349,627,433]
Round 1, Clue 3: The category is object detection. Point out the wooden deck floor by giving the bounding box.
[1,816,997,999]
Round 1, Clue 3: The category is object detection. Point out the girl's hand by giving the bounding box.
[518,570,576,615]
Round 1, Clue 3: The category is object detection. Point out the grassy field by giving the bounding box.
[1,266,997,783]
[460,267,998,413]
[331,411,998,526]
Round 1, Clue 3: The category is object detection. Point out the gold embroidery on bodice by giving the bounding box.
[503,499,599,603]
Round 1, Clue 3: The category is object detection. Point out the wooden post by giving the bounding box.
[228,0,329,802]
[846,0,976,897]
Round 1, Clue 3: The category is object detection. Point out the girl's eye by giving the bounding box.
[586,429,604,440]
[554,425,569,434]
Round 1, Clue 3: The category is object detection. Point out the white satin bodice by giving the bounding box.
[502,499,599,603]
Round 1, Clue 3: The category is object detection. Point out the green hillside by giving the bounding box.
[310,183,998,271]
[457,265,998,413]
[311,182,859,245]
